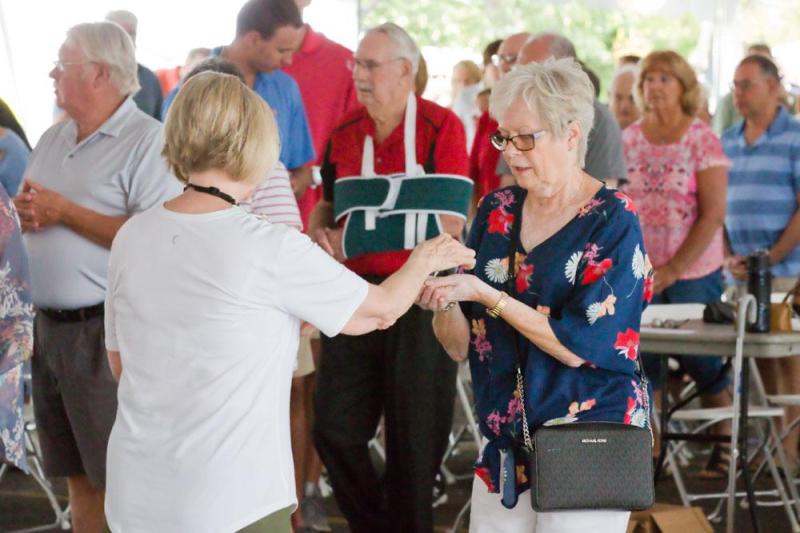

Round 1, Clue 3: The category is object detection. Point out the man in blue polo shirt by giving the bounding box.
[162,0,315,195]
[722,53,800,467]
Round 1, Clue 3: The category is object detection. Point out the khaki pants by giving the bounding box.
[238,506,292,533]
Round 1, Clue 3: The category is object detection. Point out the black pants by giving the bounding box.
[313,301,457,533]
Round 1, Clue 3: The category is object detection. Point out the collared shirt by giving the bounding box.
[469,111,501,200]
[162,48,316,171]
[282,24,359,227]
[722,106,800,277]
[321,95,469,277]
[24,97,181,309]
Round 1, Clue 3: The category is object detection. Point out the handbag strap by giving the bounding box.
[781,277,800,304]
[504,189,653,452]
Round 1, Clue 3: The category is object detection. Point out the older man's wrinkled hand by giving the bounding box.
[411,234,476,273]
[14,180,67,232]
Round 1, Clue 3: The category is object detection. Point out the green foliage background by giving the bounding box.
[360,0,700,99]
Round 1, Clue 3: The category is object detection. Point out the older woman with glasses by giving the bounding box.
[419,58,653,532]
[102,72,475,533]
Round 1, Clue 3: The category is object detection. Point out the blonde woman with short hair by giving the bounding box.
[103,72,474,532]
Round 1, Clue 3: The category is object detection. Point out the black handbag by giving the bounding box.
[505,190,655,512]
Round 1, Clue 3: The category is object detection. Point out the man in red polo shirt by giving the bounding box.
[309,23,468,533]
[282,5,359,532]
[284,0,359,229]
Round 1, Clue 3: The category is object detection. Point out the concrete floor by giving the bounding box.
[0,435,796,533]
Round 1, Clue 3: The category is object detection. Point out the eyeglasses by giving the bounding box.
[730,79,761,92]
[52,60,91,72]
[491,53,517,67]
[347,57,404,72]
[489,130,547,152]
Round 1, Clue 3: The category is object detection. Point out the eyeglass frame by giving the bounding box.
[490,53,517,67]
[730,77,775,92]
[489,130,547,152]
[52,60,93,72]
[347,57,405,73]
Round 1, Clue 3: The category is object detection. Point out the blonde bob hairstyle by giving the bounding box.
[635,50,700,116]
[489,57,595,167]
[163,72,279,186]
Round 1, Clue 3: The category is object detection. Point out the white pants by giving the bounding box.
[469,475,630,533]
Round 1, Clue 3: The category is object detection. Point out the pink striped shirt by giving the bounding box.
[240,163,303,231]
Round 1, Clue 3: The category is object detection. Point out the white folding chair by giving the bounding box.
[648,298,800,532]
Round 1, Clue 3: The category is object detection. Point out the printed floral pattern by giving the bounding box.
[622,119,730,279]
[614,329,640,361]
[0,188,33,471]
[544,398,597,426]
[471,319,492,363]
[464,186,651,500]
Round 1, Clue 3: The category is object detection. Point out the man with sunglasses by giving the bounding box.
[308,22,469,533]
[495,32,627,189]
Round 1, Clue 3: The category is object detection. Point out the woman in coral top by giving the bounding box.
[622,50,731,476]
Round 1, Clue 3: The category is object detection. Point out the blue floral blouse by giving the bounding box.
[0,186,34,471]
[463,185,654,507]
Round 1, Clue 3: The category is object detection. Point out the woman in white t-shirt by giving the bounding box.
[103,72,475,533]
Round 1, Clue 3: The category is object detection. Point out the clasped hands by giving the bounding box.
[13,180,69,232]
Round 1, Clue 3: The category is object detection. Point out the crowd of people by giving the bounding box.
[1,0,800,532]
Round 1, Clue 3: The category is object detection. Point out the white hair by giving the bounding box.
[490,58,595,166]
[366,22,420,76]
[612,63,639,83]
[105,10,138,40]
[66,22,140,97]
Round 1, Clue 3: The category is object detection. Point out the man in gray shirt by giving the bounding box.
[14,22,179,532]
[496,32,627,188]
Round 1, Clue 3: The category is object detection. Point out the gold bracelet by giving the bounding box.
[486,292,508,319]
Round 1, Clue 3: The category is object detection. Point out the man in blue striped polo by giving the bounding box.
[722,53,800,467]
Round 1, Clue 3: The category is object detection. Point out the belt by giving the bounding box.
[37,302,104,323]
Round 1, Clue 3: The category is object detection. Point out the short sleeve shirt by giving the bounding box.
[104,206,367,532]
[463,185,652,501]
[162,50,316,171]
[322,95,469,277]
[722,107,800,277]
[23,98,181,309]
[622,119,730,279]
[239,163,303,231]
